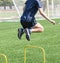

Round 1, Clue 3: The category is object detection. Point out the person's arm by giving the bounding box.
[38,8,56,25]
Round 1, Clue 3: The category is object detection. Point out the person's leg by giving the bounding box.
[18,21,26,39]
[18,28,24,39]
[24,28,31,41]
[18,21,31,40]
[30,22,44,33]
[18,20,44,40]
[24,22,44,41]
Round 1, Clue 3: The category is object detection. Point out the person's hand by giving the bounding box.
[50,20,56,25]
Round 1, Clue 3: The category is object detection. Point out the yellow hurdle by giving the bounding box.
[0,53,8,63]
[24,45,46,63]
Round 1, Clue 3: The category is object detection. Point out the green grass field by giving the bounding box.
[0,19,60,63]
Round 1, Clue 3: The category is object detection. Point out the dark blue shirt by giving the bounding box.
[21,0,42,22]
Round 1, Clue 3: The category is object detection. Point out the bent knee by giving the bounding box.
[39,27,44,32]
[41,27,44,32]
[34,22,44,32]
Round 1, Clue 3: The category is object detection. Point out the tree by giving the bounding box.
[0,0,13,9]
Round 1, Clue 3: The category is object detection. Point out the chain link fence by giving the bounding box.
[0,0,60,22]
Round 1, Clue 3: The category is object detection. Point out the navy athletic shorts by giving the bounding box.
[20,19,37,29]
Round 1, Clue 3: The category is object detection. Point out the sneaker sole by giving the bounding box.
[25,28,30,41]
[18,29,20,39]
[26,35,30,41]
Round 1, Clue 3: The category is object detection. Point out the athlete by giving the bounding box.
[18,0,56,41]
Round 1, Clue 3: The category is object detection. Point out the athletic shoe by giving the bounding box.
[25,28,31,41]
[18,28,24,39]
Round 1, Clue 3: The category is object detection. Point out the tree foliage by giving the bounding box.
[0,0,13,6]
